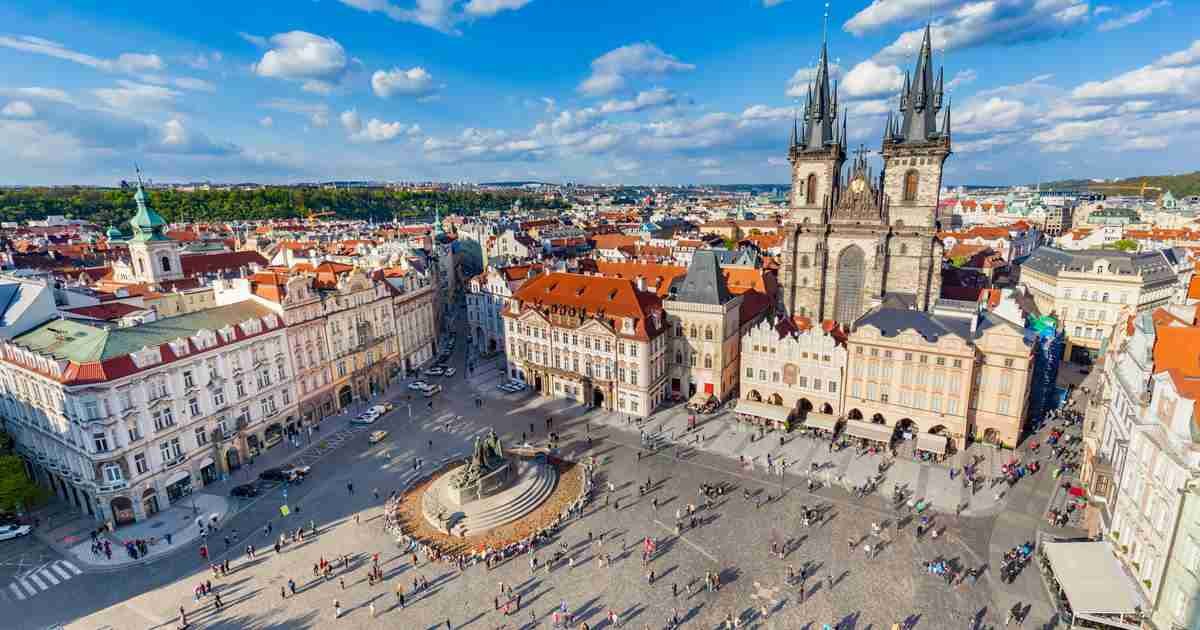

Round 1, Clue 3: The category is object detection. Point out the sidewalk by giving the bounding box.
[63,494,234,569]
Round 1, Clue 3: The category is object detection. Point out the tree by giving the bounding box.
[1112,239,1138,252]
[0,455,45,513]
[722,237,738,250]
[950,255,970,268]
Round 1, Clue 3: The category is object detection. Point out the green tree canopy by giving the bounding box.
[1112,239,1138,252]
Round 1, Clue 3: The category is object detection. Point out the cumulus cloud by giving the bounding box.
[1,100,36,118]
[954,97,1028,134]
[578,43,694,96]
[252,31,352,93]
[157,118,239,155]
[171,77,217,92]
[371,66,439,98]
[844,0,960,36]
[339,108,420,143]
[238,32,269,48]
[259,116,274,127]
[0,35,165,74]
[842,60,904,99]
[1097,1,1170,32]
[1156,40,1200,68]
[868,1,1091,65]
[599,88,677,114]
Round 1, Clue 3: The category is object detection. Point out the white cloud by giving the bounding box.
[1071,63,1200,102]
[261,98,331,127]
[848,99,890,116]
[762,0,788,6]
[259,116,274,128]
[238,32,269,48]
[599,88,677,114]
[371,66,439,98]
[156,118,238,155]
[540,97,557,113]
[1118,135,1169,150]
[339,108,419,143]
[578,43,695,96]
[842,60,904,99]
[844,0,960,36]
[1,101,36,118]
[1156,40,1200,68]
[786,63,842,98]
[955,97,1028,134]
[337,0,534,35]
[93,80,181,111]
[740,105,791,121]
[464,0,534,17]
[1097,1,1170,32]
[946,69,977,92]
[869,1,1091,65]
[0,35,164,74]
[253,32,351,91]
[5,87,72,104]
[172,77,217,92]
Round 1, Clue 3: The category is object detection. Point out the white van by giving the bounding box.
[423,384,443,397]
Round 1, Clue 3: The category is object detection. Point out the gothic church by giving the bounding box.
[779,25,952,324]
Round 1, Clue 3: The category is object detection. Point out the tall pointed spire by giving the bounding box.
[942,97,951,139]
[790,111,800,150]
[801,5,838,152]
[894,22,946,143]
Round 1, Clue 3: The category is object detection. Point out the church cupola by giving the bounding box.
[124,168,183,284]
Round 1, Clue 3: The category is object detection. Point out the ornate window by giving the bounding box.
[704,327,713,341]
[805,173,817,205]
[161,256,172,272]
[834,245,866,324]
[899,243,908,256]
[800,254,810,268]
[903,170,919,202]
[704,354,713,369]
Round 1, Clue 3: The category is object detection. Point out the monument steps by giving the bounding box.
[452,461,558,534]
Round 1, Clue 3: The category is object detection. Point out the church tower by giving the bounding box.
[780,34,846,318]
[880,24,951,311]
[126,171,183,284]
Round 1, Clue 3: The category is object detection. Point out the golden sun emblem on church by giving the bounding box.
[849,176,866,195]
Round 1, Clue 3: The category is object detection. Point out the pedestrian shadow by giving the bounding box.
[619,602,646,625]
[833,569,851,588]
[679,601,705,624]
[904,612,923,628]
[657,494,678,508]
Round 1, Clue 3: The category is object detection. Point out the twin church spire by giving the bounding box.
[792,22,952,154]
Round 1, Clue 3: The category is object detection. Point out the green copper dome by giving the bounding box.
[128,176,169,242]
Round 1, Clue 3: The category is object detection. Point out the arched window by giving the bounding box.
[800,254,810,268]
[903,170,919,202]
[137,259,145,275]
[704,354,713,369]
[161,256,171,272]
[805,173,817,205]
[704,326,713,341]
[689,352,697,367]
[689,325,698,338]
[899,243,908,256]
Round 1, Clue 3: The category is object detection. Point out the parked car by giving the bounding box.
[423,384,443,397]
[230,483,259,498]
[442,367,456,377]
[368,430,389,444]
[258,467,305,483]
[423,366,444,376]
[282,464,311,479]
[408,381,430,392]
[367,404,390,416]
[351,411,379,425]
[0,524,32,541]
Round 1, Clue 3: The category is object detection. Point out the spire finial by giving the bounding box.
[822,2,830,48]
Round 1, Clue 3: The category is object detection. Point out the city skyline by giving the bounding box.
[0,0,1197,186]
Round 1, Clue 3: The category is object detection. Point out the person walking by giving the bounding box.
[347,481,354,495]
[288,578,296,597]
[369,601,376,618]
[334,599,342,619]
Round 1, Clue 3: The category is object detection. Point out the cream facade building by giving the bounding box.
[1020,246,1192,361]
[738,315,847,429]
[0,301,297,525]
[663,251,743,402]
[503,272,668,417]
[843,305,1033,451]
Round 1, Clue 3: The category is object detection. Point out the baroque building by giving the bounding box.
[780,26,950,324]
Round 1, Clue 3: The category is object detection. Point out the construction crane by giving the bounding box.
[1086,179,1164,199]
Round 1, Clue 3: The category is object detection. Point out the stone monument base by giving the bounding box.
[421,457,557,536]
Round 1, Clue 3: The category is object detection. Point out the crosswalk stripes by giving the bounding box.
[3,561,81,602]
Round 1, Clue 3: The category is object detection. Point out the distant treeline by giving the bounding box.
[0,187,569,228]
[1041,171,1200,198]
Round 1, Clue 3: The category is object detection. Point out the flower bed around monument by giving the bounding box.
[389,452,582,557]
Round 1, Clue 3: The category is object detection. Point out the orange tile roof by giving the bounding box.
[592,234,642,250]
[510,272,663,340]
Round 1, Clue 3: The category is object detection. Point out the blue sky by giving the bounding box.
[0,0,1197,186]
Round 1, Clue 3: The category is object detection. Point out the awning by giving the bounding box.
[165,470,191,486]
[802,412,839,432]
[735,400,791,424]
[1041,542,1145,616]
[197,456,215,469]
[916,433,948,455]
[844,419,893,443]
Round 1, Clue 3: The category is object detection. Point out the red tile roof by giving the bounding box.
[180,251,268,277]
[510,272,663,340]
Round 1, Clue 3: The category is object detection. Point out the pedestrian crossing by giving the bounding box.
[1,560,80,602]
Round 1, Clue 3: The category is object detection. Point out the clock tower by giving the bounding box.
[126,171,183,285]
